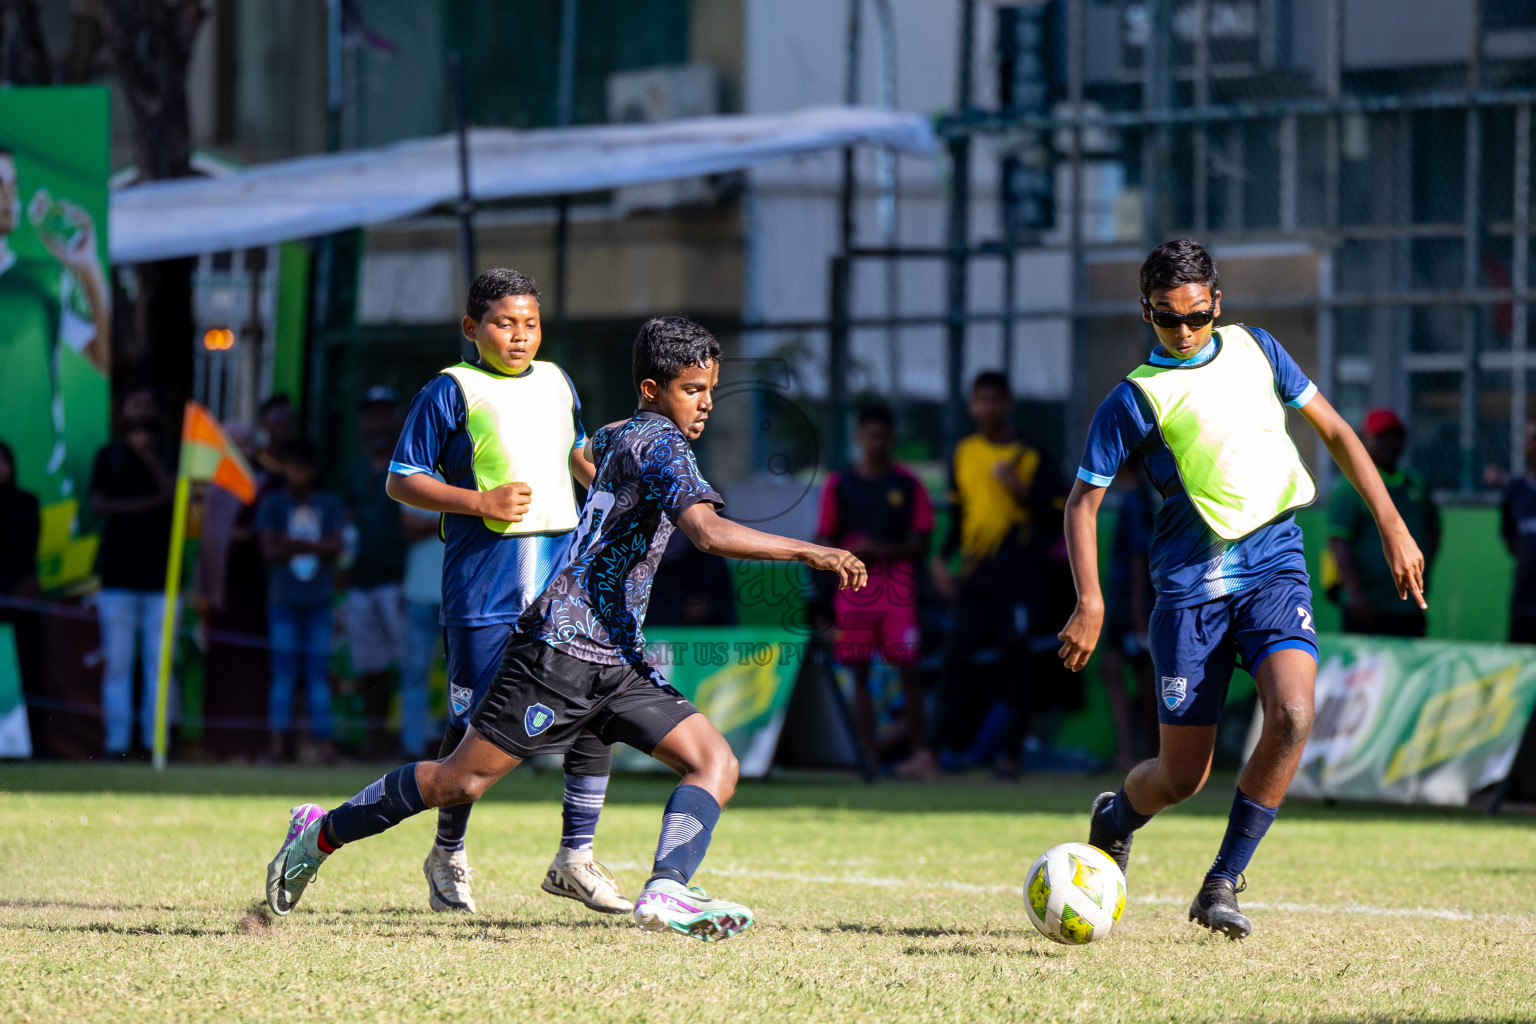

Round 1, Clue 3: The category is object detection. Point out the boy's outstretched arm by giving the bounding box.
[676,502,867,590]
[1299,392,1427,609]
[1057,479,1108,672]
[385,471,532,524]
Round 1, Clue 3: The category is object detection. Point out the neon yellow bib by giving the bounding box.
[1126,324,1316,541]
[440,360,580,535]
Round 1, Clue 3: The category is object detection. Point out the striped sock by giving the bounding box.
[560,773,609,850]
[649,784,721,886]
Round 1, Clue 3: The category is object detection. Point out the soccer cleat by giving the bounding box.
[541,849,633,915]
[632,878,754,942]
[265,803,329,916]
[1189,874,1252,939]
[423,845,477,913]
[1087,791,1134,880]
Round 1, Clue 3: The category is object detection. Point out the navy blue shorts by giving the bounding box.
[444,623,514,731]
[1148,573,1318,726]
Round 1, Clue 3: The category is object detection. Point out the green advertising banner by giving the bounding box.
[0,624,30,758]
[611,627,803,777]
[1287,635,1536,805]
[0,87,112,590]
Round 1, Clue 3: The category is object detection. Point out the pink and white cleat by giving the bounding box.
[265,803,329,916]
[632,878,754,942]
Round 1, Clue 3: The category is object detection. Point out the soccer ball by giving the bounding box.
[1023,842,1127,945]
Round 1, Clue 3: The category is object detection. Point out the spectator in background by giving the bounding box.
[815,404,933,779]
[254,394,295,496]
[1501,416,1536,644]
[256,439,345,763]
[1327,408,1440,637]
[1100,455,1160,771]
[89,387,177,759]
[399,487,444,760]
[343,386,407,756]
[646,530,738,628]
[900,371,1049,781]
[0,440,41,696]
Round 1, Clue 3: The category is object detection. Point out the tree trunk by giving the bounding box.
[0,0,52,85]
[100,0,205,415]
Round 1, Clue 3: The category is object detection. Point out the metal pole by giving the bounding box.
[943,0,976,454]
[1142,0,1173,246]
[1065,0,1087,460]
[326,0,342,152]
[830,0,863,467]
[554,0,579,323]
[1514,103,1531,478]
[449,50,477,361]
[1317,0,1343,482]
[1459,1,1483,493]
[1279,113,1298,233]
[871,0,902,419]
[1192,0,1211,233]
[1002,248,1015,385]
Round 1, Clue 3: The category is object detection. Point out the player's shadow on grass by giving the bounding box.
[2,764,1525,824]
[21,920,230,938]
[0,897,180,913]
[826,922,1037,940]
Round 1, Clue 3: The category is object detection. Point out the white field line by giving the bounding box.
[606,861,1533,923]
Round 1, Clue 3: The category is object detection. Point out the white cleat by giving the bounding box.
[265,803,329,916]
[541,848,633,915]
[632,877,754,942]
[423,845,476,913]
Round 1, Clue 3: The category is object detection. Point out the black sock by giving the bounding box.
[324,763,429,845]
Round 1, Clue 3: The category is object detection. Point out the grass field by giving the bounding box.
[2,764,1533,1023]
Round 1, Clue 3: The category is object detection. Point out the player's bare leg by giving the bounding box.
[267,728,520,916]
[632,714,753,942]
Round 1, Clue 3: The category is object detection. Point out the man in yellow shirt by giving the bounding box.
[899,371,1058,779]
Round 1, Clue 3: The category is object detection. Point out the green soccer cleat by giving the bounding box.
[265,803,329,916]
[632,878,754,942]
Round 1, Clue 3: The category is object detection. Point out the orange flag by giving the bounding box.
[179,401,257,504]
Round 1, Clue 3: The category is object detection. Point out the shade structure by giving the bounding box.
[110,106,937,265]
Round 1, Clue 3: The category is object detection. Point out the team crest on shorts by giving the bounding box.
[524,703,555,737]
[1161,676,1188,711]
[450,684,474,717]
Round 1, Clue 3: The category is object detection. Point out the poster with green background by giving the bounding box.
[0,87,112,589]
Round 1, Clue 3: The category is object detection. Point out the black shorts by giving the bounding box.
[470,636,700,760]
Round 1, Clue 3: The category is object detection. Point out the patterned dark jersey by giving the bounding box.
[520,411,724,665]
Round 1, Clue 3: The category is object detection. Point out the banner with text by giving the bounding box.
[611,627,803,777]
[1288,635,1536,805]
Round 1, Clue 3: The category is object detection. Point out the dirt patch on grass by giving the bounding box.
[237,904,273,935]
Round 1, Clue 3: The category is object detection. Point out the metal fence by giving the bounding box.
[844,0,1536,496]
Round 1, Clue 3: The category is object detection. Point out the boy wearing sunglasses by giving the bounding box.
[1056,239,1425,938]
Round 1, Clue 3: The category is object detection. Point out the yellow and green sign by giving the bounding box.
[0,87,112,590]
[1289,635,1536,805]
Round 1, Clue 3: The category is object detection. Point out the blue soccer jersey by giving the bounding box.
[389,360,587,627]
[521,411,724,665]
[1077,326,1318,610]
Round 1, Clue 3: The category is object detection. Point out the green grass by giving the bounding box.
[1,764,1532,1023]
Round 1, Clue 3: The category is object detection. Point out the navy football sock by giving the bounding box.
[323,763,429,846]
[433,725,471,852]
[560,773,609,850]
[1098,786,1155,842]
[648,784,721,886]
[1207,788,1277,884]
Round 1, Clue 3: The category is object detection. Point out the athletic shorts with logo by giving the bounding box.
[470,634,700,759]
[1149,572,1318,726]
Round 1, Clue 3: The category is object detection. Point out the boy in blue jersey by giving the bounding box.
[1058,240,1425,938]
[383,268,628,915]
[265,316,866,942]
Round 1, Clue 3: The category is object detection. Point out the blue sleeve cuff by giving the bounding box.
[389,461,431,477]
[1286,382,1318,409]
[1077,467,1114,487]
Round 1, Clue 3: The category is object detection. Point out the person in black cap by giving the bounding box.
[342,385,408,756]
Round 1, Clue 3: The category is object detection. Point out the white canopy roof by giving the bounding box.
[109,106,937,265]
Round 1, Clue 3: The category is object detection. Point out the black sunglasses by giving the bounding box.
[1142,299,1216,330]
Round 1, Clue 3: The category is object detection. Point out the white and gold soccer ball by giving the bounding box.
[1023,842,1127,945]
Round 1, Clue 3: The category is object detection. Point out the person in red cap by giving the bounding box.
[1326,408,1441,636]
